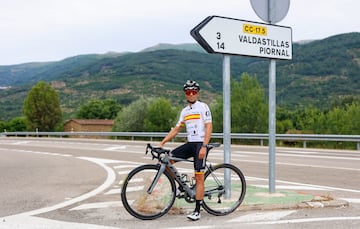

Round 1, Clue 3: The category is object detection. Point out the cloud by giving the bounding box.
[0,0,358,65]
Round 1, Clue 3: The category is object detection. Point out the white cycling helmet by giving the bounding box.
[183,80,200,91]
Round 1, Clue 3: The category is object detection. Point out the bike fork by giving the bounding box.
[147,164,166,194]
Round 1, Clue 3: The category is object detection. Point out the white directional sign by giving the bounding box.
[191,16,292,60]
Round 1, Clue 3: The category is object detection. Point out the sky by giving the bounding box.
[0,0,359,65]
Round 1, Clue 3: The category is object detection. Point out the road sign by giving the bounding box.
[191,15,292,60]
[250,0,290,24]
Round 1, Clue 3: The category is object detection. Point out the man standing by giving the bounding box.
[159,80,213,221]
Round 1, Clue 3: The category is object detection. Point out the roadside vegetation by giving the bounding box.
[1,75,358,149]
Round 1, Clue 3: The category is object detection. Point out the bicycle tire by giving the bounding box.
[120,164,176,220]
[202,163,246,216]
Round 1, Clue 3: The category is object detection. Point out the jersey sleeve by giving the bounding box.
[202,103,212,123]
[176,109,186,128]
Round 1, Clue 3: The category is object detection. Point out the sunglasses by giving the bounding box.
[185,90,198,96]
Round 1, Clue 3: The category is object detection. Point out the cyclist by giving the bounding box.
[159,80,213,221]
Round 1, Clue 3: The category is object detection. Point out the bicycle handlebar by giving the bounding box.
[146,143,170,160]
[146,143,221,160]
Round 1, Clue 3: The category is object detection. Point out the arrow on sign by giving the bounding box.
[191,15,292,60]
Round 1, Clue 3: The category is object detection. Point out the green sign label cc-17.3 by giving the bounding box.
[191,15,292,60]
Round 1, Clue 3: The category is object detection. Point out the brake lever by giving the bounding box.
[146,143,153,156]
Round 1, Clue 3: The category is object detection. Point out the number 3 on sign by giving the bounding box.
[216,32,225,50]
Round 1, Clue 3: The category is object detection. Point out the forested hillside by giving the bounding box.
[0,32,359,121]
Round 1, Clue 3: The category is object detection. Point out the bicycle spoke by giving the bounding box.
[121,165,176,220]
[202,164,246,216]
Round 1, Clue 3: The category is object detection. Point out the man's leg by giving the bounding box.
[195,171,204,210]
[187,142,206,221]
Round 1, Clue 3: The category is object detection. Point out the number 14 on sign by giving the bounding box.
[216,32,225,50]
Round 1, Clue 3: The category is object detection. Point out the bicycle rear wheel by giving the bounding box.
[202,163,246,216]
[121,164,176,220]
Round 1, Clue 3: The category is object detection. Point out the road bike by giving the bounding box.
[120,143,246,220]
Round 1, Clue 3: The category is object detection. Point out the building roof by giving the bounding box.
[65,119,114,126]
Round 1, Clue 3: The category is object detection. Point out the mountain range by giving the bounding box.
[0,32,359,121]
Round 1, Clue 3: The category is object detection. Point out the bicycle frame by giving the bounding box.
[146,152,227,201]
[147,153,196,199]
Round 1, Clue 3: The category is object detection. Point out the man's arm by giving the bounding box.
[202,122,213,146]
[159,125,181,147]
[199,122,212,159]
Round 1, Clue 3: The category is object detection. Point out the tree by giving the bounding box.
[325,102,360,135]
[23,81,62,131]
[6,117,27,132]
[76,99,122,119]
[212,73,268,133]
[112,97,150,132]
[144,98,178,131]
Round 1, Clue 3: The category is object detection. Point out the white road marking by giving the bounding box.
[10,141,30,145]
[163,226,214,229]
[119,178,143,185]
[5,157,116,217]
[250,216,360,225]
[69,201,123,211]
[113,165,138,169]
[339,198,360,203]
[245,176,360,193]
[1,215,123,229]
[234,150,360,161]
[228,210,296,223]
[104,188,121,195]
[104,146,127,151]
[274,179,360,194]
[254,185,329,191]
[216,156,360,172]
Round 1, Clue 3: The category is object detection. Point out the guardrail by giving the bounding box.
[1,131,359,150]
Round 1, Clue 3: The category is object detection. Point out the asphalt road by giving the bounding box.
[0,137,359,228]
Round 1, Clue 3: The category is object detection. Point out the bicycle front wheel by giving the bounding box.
[202,163,246,216]
[121,164,176,220]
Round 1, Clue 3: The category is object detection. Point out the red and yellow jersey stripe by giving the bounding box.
[184,113,200,121]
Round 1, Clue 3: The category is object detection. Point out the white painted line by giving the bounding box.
[244,175,360,194]
[11,141,30,145]
[163,226,214,229]
[7,157,116,217]
[85,158,124,164]
[275,179,360,194]
[104,188,121,195]
[127,186,144,192]
[119,178,143,185]
[222,157,360,172]
[250,216,360,225]
[253,185,328,191]
[339,198,360,203]
[234,150,360,161]
[2,215,123,229]
[118,171,130,175]
[69,201,123,211]
[211,152,248,158]
[113,165,138,169]
[104,146,127,151]
[228,210,296,223]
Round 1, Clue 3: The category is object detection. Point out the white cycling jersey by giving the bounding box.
[176,101,212,142]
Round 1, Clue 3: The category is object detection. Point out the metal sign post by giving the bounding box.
[251,0,291,193]
[191,5,292,194]
[268,59,276,193]
[223,55,231,165]
[223,55,231,198]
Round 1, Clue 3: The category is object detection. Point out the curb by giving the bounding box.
[239,197,349,212]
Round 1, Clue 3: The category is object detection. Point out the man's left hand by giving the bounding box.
[199,147,207,159]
